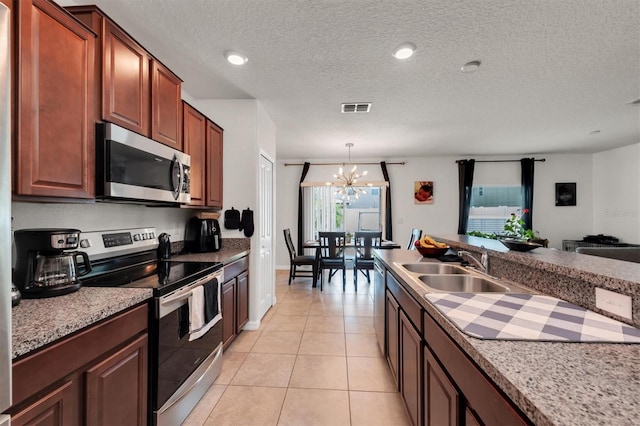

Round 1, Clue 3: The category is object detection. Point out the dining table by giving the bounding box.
[303,238,401,287]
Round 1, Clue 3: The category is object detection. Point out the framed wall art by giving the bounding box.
[555,182,576,206]
[414,181,434,204]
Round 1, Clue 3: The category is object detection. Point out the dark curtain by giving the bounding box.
[381,162,393,241]
[297,162,311,250]
[521,158,535,230]
[457,159,475,234]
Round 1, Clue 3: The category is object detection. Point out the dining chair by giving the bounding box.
[317,231,347,291]
[283,229,316,285]
[353,231,382,291]
[407,228,422,250]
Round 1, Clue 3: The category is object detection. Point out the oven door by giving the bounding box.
[153,271,224,426]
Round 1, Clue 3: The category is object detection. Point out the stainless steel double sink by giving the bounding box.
[395,262,534,294]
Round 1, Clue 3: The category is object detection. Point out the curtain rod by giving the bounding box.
[284,161,405,166]
[454,158,546,164]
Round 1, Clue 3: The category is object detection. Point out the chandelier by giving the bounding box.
[327,143,371,202]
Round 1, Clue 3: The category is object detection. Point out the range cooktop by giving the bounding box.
[79,227,222,296]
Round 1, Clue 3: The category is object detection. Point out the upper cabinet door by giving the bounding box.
[206,120,223,208]
[151,60,182,150]
[183,102,206,206]
[16,0,96,198]
[102,19,149,136]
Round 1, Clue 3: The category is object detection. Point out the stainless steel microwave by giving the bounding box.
[96,123,191,204]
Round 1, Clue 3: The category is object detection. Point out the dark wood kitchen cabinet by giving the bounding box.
[183,102,207,206]
[67,6,182,149]
[182,101,225,208]
[206,120,224,208]
[8,303,149,426]
[400,309,422,426]
[85,334,148,426]
[151,59,183,150]
[102,18,150,136]
[422,310,530,426]
[385,290,399,387]
[387,270,423,426]
[423,346,459,426]
[221,279,236,347]
[15,0,96,199]
[222,256,250,349]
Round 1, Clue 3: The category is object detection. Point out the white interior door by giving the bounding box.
[258,153,275,316]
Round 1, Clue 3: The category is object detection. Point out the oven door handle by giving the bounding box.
[158,271,224,318]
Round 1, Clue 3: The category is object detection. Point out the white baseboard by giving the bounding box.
[242,320,261,330]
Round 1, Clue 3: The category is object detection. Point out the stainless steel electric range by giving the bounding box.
[79,227,224,426]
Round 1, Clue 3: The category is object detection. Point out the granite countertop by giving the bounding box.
[11,287,152,360]
[171,247,249,265]
[376,249,640,426]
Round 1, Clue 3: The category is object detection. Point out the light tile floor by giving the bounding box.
[182,269,411,426]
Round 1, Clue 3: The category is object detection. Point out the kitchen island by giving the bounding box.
[376,244,640,426]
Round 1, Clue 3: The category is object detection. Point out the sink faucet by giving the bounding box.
[458,250,489,273]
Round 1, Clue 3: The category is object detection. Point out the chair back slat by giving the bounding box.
[318,232,346,260]
[283,228,297,258]
[354,231,382,260]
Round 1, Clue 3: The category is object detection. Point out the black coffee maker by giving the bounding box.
[184,218,222,252]
[13,228,91,298]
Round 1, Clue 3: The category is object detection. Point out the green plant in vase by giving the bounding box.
[503,209,538,241]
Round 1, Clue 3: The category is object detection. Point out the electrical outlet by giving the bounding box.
[595,288,632,320]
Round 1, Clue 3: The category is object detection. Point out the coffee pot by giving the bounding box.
[33,251,91,287]
[13,229,91,298]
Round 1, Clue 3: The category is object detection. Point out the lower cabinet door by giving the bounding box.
[424,346,460,426]
[236,271,249,331]
[465,407,482,426]
[385,290,399,387]
[222,279,236,347]
[10,379,79,426]
[400,310,422,426]
[85,334,148,426]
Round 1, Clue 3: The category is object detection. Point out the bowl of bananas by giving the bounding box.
[414,235,450,257]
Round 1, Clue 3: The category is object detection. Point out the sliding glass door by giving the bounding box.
[303,185,383,244]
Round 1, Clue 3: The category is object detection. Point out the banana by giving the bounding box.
[419,234,449,249]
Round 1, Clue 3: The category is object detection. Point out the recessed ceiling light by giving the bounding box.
[590,130,601,135]
[461,60,481,73]
[225,51,248,65]
[392,43,417,60]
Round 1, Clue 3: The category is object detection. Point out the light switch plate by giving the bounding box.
[595,288,632,320]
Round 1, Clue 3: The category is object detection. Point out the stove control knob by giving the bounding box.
[80,239,91,248]
[133,234,141,241]
[149,232,155,239]
[141,233,148,240]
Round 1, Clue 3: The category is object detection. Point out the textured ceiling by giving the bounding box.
[60,0,640,160]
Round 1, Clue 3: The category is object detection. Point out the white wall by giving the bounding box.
[275,153,598,267]
[593,143,640,243]
[188,98,276,327]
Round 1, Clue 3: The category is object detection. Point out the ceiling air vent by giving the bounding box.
[341,103,371,113]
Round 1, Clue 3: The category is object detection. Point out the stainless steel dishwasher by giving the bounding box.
[373,259,386,354]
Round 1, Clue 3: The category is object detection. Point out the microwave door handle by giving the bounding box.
[171,155,183,201]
